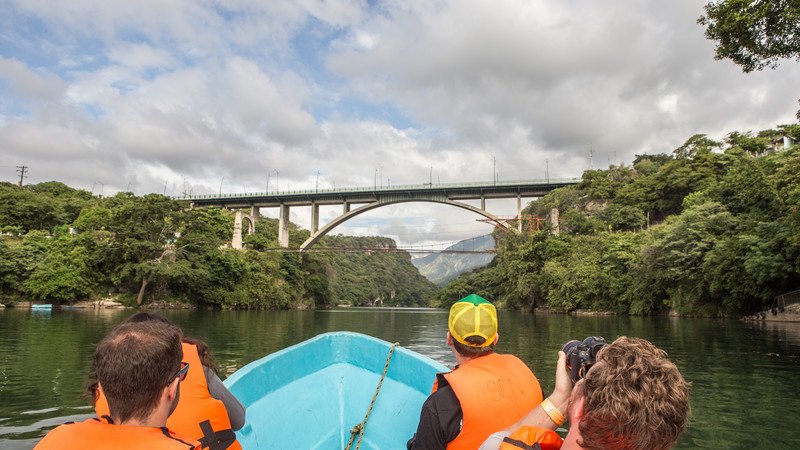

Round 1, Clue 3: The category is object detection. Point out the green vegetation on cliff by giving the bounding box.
[0,182,435,308]
[433,126,800,316]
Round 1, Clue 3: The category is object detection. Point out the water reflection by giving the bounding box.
[2,307,800,449]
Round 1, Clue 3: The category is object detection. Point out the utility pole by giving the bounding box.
[16,166,27,187]
[546,159,549,184]
[219,176,224,196]
[274,169,279,193]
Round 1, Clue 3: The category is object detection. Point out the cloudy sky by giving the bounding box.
[1,0,798,247]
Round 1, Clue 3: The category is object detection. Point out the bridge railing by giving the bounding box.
[175,178,580,201]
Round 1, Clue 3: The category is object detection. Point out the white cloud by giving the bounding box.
[0,56,67,101]
[1,0,799,245]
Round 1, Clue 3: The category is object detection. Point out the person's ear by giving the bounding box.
[164,377,180,402]
[446,332,453,346]
[493,334,499,346]
[570,393,586,421]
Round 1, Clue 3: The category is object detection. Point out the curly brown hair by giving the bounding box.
[573,336,690,450]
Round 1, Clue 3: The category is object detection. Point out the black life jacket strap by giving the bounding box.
[502,436,543,450]
[197,419,237,450]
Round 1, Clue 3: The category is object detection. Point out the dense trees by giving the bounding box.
[0,183,435,308]
[441,125,800,316]
[699,0,800,119]
[699,0,800,72]
[3,123,798,316]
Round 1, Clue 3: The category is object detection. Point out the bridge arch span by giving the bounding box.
[300,197,512,251]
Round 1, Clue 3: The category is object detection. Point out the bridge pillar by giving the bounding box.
[250,206,260,220]
[232,210,244,249]
[481,195,485,211]
[550,207,559,235]
[279,204,290,247]
[311,202,320,234]
[343,201,350,214]
[517,195,522,233]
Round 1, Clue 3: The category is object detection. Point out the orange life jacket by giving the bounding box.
[95,342,242,450]
[33,417,200,450]
[433,353,543,450]
[499,426,564,450]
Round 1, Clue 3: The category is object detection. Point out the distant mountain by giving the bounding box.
[412,235,496,287]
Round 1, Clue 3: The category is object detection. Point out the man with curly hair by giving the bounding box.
[481,336,690,450]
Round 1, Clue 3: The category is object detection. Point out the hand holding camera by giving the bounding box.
[562,336,607,383]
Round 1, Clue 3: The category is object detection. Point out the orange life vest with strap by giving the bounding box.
[499,426,564,450]
[433,353,543,450]
[95,342,242,450]
[33,417,201,450]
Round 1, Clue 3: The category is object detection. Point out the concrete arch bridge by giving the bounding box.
[181,179,578,251]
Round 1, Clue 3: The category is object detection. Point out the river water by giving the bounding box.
[1,306,799,449]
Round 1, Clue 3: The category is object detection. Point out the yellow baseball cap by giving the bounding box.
[448,294,498,347]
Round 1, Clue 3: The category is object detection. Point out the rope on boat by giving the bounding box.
[345,342,399,450]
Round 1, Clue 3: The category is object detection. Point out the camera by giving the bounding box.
[562,336,607,382]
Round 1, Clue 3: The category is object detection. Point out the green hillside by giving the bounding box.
[0,184,435,308]
[433,126,800,316]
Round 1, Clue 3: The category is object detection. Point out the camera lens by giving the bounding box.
[562,339,580,356]
[562,340,581,373]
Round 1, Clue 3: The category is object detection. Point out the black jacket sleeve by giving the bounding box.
[407,381,463,450]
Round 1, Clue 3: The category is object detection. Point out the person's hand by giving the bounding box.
[550,351,573,407]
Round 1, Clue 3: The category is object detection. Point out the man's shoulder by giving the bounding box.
[34,419,201,450]
[461,352,531,370]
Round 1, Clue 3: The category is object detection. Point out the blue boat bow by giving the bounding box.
[224,332,448,449]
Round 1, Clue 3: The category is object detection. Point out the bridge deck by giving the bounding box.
[178,178,579,208]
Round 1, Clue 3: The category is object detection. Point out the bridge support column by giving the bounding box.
[481,195,485,211]
[279,204,290,247]
[343,201,350,214]
[550,207,559,235]
[517,195,522,233]
[232,210,244,249]
[311,202,319,234]
[250,206,260,220]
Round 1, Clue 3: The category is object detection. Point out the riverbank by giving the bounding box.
[742,302,800,322]
[8,299,129,309]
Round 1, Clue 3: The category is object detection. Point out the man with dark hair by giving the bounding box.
[481,336,691,450]
[408,294,544,450]
[35,321,201,449]
[92,312,244,449]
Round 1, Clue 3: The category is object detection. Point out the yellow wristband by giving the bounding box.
[540,397,565,426]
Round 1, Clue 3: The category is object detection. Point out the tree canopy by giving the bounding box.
[0,182,435,308]
[439,124,800,316]
[699,0,800,72]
